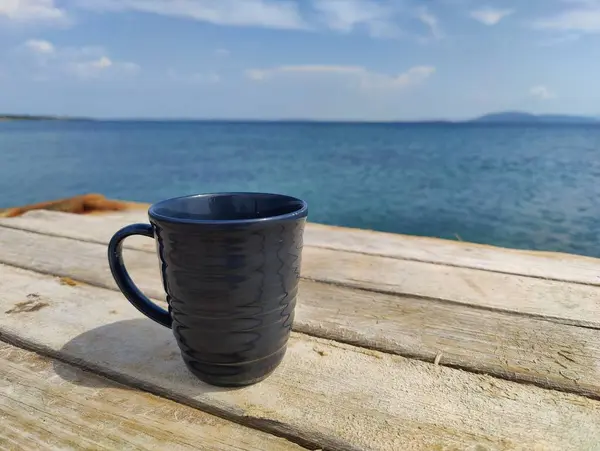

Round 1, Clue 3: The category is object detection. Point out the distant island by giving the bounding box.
[0,114,91,121]
[470,111,599,124]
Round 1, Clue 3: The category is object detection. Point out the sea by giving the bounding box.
[1,120,600,258]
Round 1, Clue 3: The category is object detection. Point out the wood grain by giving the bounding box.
[0,225,599,399]
[302,246,600,328]
[1,217,599,328]
[0,342,304,451]
[306,222,600,285]
[1,264,599,451]
[5,209,600,286]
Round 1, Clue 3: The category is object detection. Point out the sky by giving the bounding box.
[1,0,600,120]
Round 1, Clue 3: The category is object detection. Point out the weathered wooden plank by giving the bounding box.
[302,246,600,328]
[1,264,599,451]
[1,221,598,328]
[0,225,599,399]
[0,210,156,253]
[297,282,600,400]
[307,222,600,284]
[0,342,304,451]
[5,209,600,286]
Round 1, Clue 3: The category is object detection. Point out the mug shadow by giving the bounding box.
[53,318,235,395]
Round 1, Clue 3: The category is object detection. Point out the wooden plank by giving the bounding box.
[5,209,600,286]
[0,264,599,451]
[296,282,600,400]
[302,246,600,328]
[1,220,599,328]
[0,226,599,399]
[0,210,157,253]
[307,222,600,285]
[0,342,304,451]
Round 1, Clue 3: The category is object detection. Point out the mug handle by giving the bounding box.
[107,223,172,329]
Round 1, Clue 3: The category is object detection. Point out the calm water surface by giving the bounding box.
[1,120,599,257]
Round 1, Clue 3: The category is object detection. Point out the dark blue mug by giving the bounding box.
[107,192,308,386]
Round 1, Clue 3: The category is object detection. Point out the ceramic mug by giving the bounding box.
[107,192,308,386]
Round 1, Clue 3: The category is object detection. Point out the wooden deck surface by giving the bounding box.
[0,210,599,450]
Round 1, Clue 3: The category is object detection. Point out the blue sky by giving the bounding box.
[1,0,600,120]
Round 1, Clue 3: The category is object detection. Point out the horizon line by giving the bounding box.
[2,112,600,123]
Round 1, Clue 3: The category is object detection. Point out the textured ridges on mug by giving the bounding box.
[173,307,295,365]
[182,345,288,387]
[158,220,303,381]
[168,287,298,322]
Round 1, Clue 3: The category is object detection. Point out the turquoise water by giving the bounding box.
[2,120,600,257]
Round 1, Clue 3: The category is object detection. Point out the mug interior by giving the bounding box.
[149,192,307,224]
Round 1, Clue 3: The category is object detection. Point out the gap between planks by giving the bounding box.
[0,264,599,451]
[0,341,307,451]
[4,209,600,288]
[0,226,599,401]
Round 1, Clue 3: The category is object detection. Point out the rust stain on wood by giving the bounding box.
[59,276,79,286]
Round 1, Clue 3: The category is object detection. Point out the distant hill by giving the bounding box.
[0,114,92,121]
[1,114,60,121]
[471,111,599,124]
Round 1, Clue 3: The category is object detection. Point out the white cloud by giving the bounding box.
[246,65,364,80]
[533,2,600,32]
[77,0,402,37]
[67,0,436,40]
[311,0,400,38]
[470,7,514,25]
[362,66,436,89]
[245,64,435,90]
[25,39,55,54]
[16,39,139,80]
[0,0,66,22]
[74,0,306,29]
[530,85,556,100]
[67,56,139,79]
[214,48,230,57]
[417,8,443,40]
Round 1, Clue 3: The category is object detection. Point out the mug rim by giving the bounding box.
[148,192,308,225]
